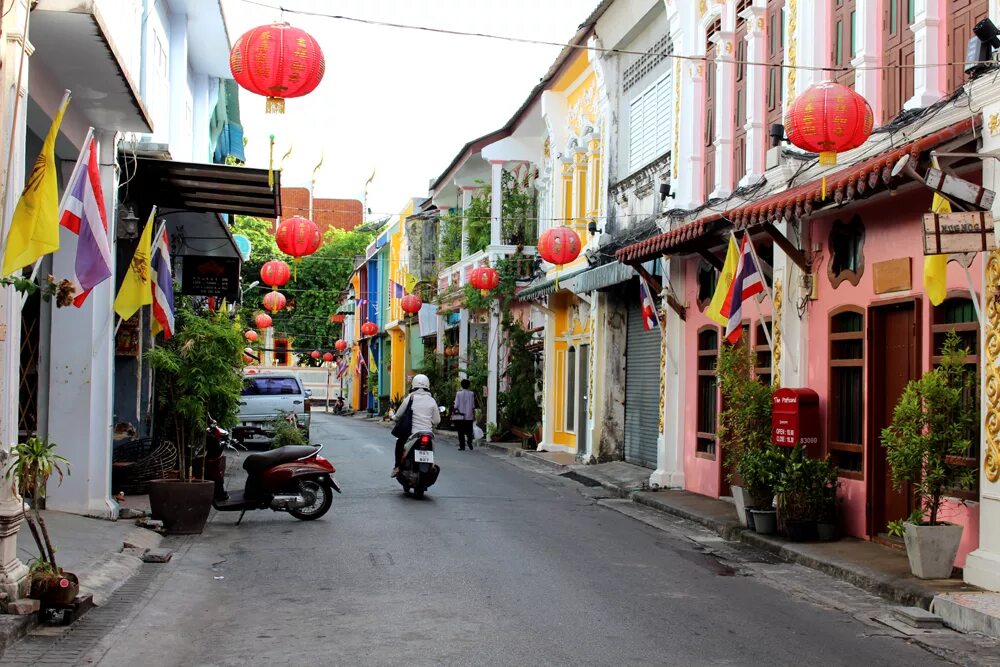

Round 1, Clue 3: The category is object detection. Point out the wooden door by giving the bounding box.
[704,18,721,199]
[883,0,915,124]
[577,344,590,455]
[947,0,991,92]
[868,300,920,536]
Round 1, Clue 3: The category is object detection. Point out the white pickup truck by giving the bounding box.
[237,371,312,442]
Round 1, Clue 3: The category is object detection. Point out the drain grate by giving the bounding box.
[559,471,603,487]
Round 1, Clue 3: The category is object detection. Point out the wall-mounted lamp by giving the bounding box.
[587,219,601,235]
[967,18,1000,76]
[659,182,671,201]
[117,205,139,240]
[769,124,786,148]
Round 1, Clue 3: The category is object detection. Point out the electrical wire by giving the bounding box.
[233,0,998,75]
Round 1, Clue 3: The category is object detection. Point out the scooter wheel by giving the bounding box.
[413,487,425,499]
[288,480,333,521]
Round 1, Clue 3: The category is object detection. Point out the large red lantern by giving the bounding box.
[538,227,582,267]
[262,291,286,314]
[245,330,259,343]
[469,266,499,295]
[310,350,321,360]
[400,294,422,315]
[335,339,348,352]
[360,321,378,337]
[329,313,346,324]
[260,260,291,290]
[323,352,334,363]
[276,217,321,262]
[230,23,325,114]
[785,81,874,197]
[255,313,273,329]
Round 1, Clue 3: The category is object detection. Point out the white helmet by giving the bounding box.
[411,374,430,391]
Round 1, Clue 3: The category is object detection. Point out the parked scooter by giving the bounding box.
[203,420,341,524]
[395,430,441,498]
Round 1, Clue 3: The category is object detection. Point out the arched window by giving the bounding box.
[829,308,865,477]
[697,327,720,458]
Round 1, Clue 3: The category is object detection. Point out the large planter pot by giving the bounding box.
[148,479,214,535]
[731,486,759,528]
[784,519,818,542]
[749,509,777,535]
[816,522,838,542]
[903,522,963,579]
[30,571,79,606]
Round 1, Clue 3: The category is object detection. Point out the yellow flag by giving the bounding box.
[114,209,155,320]
[404,272,418,294]
[706,236,740,326]
[924,157,951,307]
[1,95,70,276]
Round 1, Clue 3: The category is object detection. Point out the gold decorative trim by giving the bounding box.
[985,249,1000,483]
[772,278,783,389]
[672,58,681,178]
[659,304,667,434]
[786,0,797,107]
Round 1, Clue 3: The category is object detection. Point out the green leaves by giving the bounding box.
[881,330,978,525]
[5,437,69,499]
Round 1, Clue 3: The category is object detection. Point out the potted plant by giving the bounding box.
[740,445,784,534]
[5,437,78,604]
[718,339,773,527]
[148,304,244,534]
[813,458,840,541]
[881,331,977,579]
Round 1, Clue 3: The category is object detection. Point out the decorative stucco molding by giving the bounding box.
[772,277,783,389]
[985,248,1000,483]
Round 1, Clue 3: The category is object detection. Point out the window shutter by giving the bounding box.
[628,70,673,173]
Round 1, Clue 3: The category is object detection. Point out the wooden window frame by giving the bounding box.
[883,0,916,124]
[828,307,865,479]
[697,326,720,460]
[766,0,785,158]
[831,0,857,89]
[754,319,773,386]
[566,345,577,434]
[828,215,866,288]
[734,14,748,187]
[704,18,721,199]
[947,1,991,93]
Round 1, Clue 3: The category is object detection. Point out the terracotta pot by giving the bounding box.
[30,571,79,606]
[149,479,214,534]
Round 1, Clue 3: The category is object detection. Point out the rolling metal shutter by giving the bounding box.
[624,299,661,468]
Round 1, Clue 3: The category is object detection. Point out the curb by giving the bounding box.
[0,615,36,656]
[632,492,743,541]
[82,526,163,607]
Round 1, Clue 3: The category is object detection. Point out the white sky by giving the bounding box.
[220,0,598,220]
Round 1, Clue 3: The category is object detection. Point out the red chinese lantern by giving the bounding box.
[276,217,321,273]
[469,266,499,295]
[360,321,378,337]
[230,23,325,114]
[260,260,291,290]
[335,339,348,352]
[400,294,422,315]
[255,313,273,329]
[310,350,321,360]
[329,313,346,324]
[245,330,259,342]
[323,352,334,363]
[537,227,582,267]
[785,80,874,197]
[262,291,286,314]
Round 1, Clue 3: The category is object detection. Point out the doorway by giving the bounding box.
[577,344,590,456]
[867,299,920,537]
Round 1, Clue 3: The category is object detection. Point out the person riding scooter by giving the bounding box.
[390,374,440,478]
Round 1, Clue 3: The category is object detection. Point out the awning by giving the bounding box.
[32,0,153,132]
[616,117,978,265]
[515,266,589,301]
[128,157,282,218]
[564,261,635,294]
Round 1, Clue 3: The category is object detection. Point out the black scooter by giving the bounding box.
[395,431,440,498]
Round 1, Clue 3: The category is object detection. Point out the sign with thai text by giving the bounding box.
[923,212,996,255]
[181,256,240,300]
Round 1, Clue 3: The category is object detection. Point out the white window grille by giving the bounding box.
[627,69,672,173]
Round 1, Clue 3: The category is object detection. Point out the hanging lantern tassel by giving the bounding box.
[266,96,285,115]
[268,134,275,191]
[819,151,836,200]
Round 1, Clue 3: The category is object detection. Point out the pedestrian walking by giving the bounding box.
[452,378,476,451]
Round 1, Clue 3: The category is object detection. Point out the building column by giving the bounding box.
[791,0,831,98]
[489,160,503,247]
[677,59,706,208]
[538,302,557,449]
[458,307,469,377]
[963,102,1000,592]
[853,0,883,119]
[774,217,808,389]
[46,131,119,518]
[168,10,189,161]
[741,5,767,185]
[460,186,475,257]
[651,257,685,489]
[486,303,500,428]
[908,0,946,109]
[572,146,588,230]
[585,131,602,223]
[0,0,32,598]
[191,73,211,163]
[711,31,736,199]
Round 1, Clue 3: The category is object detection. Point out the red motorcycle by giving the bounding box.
[203,423,340,524]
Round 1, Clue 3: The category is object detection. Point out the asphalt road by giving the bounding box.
[88,414,952,667]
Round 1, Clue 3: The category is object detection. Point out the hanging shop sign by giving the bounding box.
[923,211,996,255]
[181,256,240,300]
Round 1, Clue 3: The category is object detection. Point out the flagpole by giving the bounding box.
[961,261,984,327]
[21,126,94,308]
[730,230,774,351]
[0,6,34,261]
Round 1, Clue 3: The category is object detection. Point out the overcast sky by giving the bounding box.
[220,0,598,221]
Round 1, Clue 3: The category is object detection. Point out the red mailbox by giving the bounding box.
[772,388,822,457]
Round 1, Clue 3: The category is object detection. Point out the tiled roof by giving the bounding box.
[616,117,977,265]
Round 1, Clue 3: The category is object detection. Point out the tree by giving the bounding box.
[232,215,279,283]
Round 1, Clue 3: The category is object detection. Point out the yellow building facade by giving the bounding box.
[387,200,415,402]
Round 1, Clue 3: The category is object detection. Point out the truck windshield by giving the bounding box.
[241,377,300,396]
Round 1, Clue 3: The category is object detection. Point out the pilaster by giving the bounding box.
[711,31,736,198]
[741,5,767,185]
[489,160,503,247]
[460,185,475,258]
[908,0,946,110]
[651,257,685,489]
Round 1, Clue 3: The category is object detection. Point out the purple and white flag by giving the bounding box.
[59,136,112,307]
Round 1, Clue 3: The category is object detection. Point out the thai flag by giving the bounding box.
[639,276,660,331]
[59,136,112,307]
[721,234,764,343]
[150,224,175,339]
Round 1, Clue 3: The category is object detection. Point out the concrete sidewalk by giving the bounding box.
[0,510,161,654]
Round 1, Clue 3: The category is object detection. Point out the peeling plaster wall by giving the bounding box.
[597,292,628,462]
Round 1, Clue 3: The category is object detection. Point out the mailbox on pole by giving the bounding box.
[772,388,822,457]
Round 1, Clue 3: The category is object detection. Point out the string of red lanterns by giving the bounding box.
[260,260,291,290]
[262,291,287,314]
[400,293,422,315]
[244,330,259,342]
[254,313,273,329]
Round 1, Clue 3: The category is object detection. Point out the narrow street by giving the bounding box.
[47,415,961,666]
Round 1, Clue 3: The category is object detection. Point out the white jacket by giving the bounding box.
[394,390,440,434]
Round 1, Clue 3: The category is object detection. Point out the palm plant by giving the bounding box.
[5,437,70,572]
